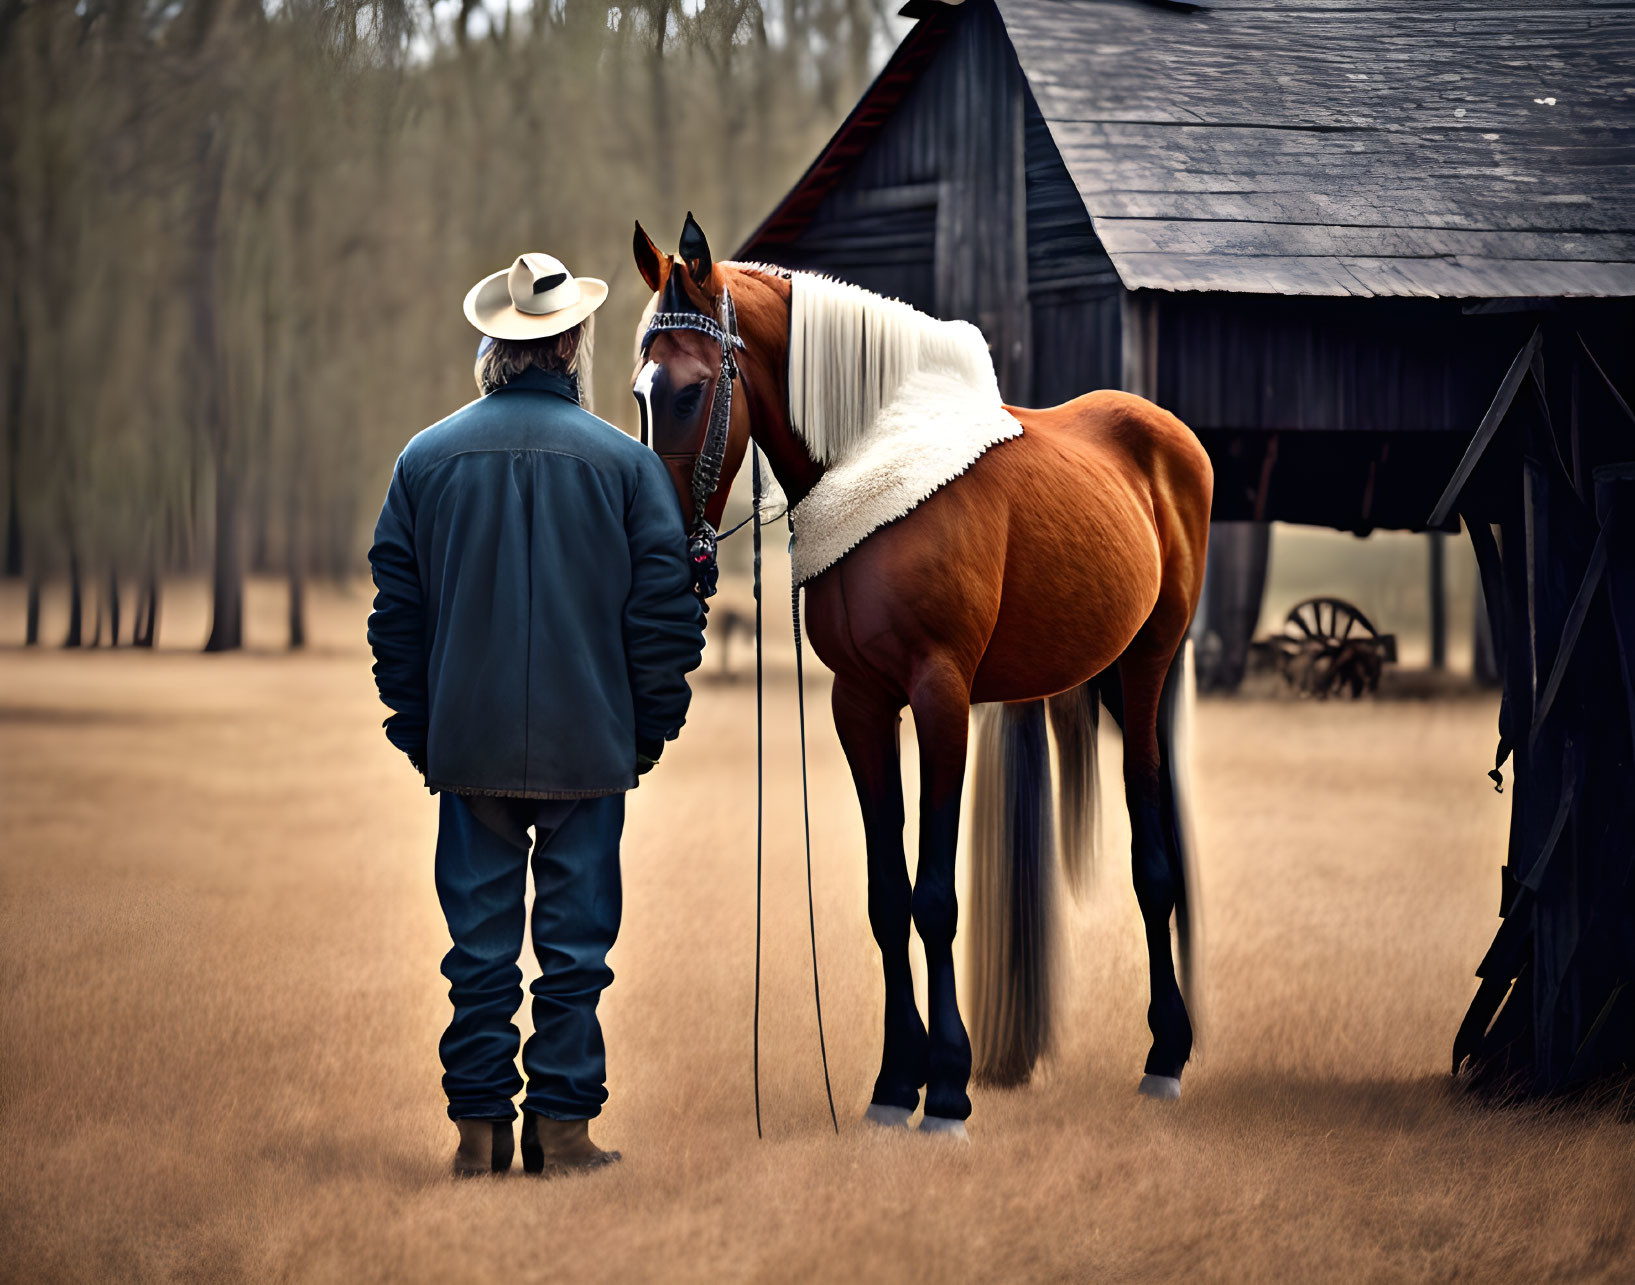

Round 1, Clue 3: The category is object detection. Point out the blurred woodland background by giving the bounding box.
[0,0,901,650]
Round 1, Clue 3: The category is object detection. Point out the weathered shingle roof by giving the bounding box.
[999,0,1635,296]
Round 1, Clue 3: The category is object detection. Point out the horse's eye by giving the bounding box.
[673,382,706,419]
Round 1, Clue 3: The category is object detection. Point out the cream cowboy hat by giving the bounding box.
[463,252,608,341]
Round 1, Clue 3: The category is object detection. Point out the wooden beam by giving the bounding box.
[1518,751,1579,894]
[1467,514,1507,694]
[1427,326,1543,528]
[1251,433,1279,524]
[1570,351,1585,501]
[1576,331,1635,428]
[1529,514,1615,747]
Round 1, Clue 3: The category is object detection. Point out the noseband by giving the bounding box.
[641,290,745,609]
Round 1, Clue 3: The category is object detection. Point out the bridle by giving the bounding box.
[636,277,839,1140]
[640,289,745,609]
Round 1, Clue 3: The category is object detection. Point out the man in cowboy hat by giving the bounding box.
[367,253,705,1178]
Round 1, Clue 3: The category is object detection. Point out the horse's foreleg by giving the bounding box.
[1118,636,1194,1100]
[908,665,974,1134]
[832,677,925,1126]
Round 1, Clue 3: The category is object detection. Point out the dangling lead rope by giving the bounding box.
[751,446,765,1140]
[791,539,839,1134]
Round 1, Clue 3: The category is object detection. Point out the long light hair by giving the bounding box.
[785,272,1000,463]
[476,315,596,411]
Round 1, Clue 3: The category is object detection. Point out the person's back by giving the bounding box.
[371,364,702,796]
[367,253,705,1179]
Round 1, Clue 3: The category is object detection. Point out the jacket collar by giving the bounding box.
[491,367,577,401]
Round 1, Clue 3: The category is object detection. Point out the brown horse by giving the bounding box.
[632,215,1212,1137]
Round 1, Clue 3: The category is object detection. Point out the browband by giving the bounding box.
[643,311,745,353]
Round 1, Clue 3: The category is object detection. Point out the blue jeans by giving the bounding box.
[433,791,624,1122]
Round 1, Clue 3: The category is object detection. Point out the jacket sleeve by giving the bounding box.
[624,451,706,746]
[366,458,429,771]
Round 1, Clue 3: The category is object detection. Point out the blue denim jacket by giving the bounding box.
[367,367,705,797]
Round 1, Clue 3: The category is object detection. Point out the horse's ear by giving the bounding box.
[633,220,665,292]
[679,211,713,284]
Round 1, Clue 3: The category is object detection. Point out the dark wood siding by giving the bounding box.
[1024,90,1122,405]
[1145,295,1623,531]
[765,187,939,316]
[745,2,1033,399]
[1153,295,1538,436]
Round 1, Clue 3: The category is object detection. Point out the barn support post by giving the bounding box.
[1194,522,1272,692]
[1437,323,1635,1096]
[1428,531,1447,670]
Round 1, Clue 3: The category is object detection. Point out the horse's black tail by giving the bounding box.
[968,701,1057,1086]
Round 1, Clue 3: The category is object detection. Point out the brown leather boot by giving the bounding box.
[452,1118,515,1177]
[520,1112,621,1177]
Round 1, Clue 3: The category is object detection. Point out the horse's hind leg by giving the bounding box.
[832,676,927,1126]
[1117,619,1194,1099]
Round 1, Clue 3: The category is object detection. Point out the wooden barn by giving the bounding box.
[738,0,1635,1094]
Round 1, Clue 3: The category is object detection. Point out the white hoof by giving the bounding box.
[918,1115,970,1142]
[863,1103,914,1130]
[1138,1074,1182,1101]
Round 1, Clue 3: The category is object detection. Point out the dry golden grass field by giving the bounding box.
[1,577,1631,1283]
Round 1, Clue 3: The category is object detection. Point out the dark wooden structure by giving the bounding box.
[738,0,1635,1094]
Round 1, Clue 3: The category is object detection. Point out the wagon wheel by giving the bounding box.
[1279,597,1382,699]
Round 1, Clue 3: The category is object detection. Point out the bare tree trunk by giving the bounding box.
[135,574,159,648]
[4,267,24,579]
[847,0,873,94]
[286,464,305,649]
[63,548,82,647]
[288,561,305,649]
[249,479,270,571]
[89,584,103,647]
[206,461,245,651]
[3,465,18,577]
[108,567,121,645]
[194,123,243,653]
[648,6,676,213]
[25,575,39,645]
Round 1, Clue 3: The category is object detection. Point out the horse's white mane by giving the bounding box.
[636,264,1003,467]
[782,272,1002,464]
